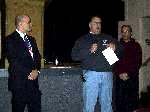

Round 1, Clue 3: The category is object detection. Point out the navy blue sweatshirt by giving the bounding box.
[71,33,119,72]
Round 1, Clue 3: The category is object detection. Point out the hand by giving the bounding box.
[107,43,115,51]
[119,73,129,81]
[90,43,98,53]
[28,69,39,80]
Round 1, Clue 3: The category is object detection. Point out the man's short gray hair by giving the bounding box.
[15,15,30,28]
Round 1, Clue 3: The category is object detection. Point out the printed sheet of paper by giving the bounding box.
[102,47,119,65]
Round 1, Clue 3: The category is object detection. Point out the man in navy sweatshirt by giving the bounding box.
[71,15,119,112]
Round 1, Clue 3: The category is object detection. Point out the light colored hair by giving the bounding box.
[89,15,101,23]
[15,15,30,29]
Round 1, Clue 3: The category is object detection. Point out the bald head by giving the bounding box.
[15,15,32,33]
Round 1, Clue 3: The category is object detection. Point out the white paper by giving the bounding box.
[102,47,119,65]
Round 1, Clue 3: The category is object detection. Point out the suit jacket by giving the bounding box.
[6,31,41,91]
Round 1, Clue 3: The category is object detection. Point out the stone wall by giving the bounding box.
[0,68,83,112]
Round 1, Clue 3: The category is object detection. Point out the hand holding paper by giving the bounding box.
[102,47,119,65]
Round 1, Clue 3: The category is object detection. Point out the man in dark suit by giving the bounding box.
[6,15,41,112]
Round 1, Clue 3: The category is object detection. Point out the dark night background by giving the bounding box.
[44,0,124,64]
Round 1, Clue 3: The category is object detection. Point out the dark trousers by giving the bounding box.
[11,87,41,112]
[115,75,139,112]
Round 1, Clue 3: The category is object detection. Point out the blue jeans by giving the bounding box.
[83,70,113,112]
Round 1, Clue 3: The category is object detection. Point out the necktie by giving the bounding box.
[24,35,34,59]
[24,35,32,50]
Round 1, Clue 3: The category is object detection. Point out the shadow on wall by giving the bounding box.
[140,85,150,108]
[133,85,150,112]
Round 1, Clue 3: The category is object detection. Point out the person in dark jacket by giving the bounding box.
[71,15,119,112]
[115,25,142,112]
[6,15,41,112]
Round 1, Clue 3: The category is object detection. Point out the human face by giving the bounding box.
[20,16,32,33]
[89,17,101,34]
[121,26,132,42]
